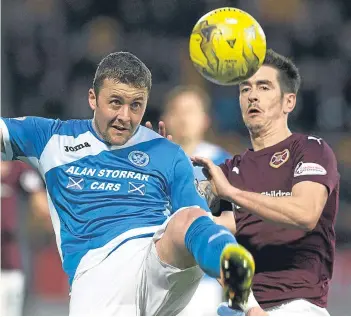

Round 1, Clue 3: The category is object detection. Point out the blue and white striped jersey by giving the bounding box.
[0,117,209,284]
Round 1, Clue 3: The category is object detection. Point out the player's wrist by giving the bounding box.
[225,186,240,202]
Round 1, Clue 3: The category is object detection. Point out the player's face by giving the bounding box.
[239,66,295,135]
[163,93,209,142]
[89,79,148,145]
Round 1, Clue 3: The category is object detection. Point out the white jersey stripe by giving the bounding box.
[40,131,108,175]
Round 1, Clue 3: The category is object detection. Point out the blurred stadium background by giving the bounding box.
[1,0,350,315]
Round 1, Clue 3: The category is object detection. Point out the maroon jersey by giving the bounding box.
[1,161,44,269]
[221,133,339,309]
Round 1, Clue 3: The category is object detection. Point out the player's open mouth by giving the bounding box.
[113,126,128,131]
[112,126,129,133]
[247,108,262,116]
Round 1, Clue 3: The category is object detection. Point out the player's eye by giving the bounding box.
[130,102,142,111]
[110,99,122,106]
[260,85,269,91]
[240,87,250,93]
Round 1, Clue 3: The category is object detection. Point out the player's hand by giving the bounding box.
[191,156,236,201]
[246,307,269,316]
[145,121,172,141]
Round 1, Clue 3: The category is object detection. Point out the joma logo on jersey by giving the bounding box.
[64,142,91,152]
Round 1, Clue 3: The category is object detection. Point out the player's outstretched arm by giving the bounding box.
[192,155,330,231]
[225,181,327,231]
[1,116,58,164]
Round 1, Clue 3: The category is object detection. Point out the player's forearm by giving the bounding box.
[227,187,315,231]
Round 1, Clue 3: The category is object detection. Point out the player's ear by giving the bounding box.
[283,93,296,114]
[89,88,97,111]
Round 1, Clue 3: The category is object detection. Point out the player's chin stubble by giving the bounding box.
[245,122,264,137]
[94,119,119,145]
[106,127,130,146]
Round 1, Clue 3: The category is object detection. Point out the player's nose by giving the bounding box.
[116,104,131,122]
[248,90,259,103]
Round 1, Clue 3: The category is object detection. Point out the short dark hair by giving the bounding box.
[164,85,211,114]
[93,52,152,95]
[263,49,301,94]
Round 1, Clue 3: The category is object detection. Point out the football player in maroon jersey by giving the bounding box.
[193,49,339,316]
[1,161,49,316]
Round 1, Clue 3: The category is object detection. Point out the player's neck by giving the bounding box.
[250,126,292,151]
[92,118,104,140]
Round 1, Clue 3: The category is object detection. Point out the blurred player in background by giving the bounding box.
[0,52,255,316]
[1,161,49,316]
[160,86,232,316]
[161,86,231,177]
[193,49,340,316]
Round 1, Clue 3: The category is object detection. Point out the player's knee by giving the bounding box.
[183,207,210,227]
[171,207,209,239]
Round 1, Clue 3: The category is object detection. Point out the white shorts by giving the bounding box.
[267,299,330,316]
[178,276,223,316]
[1,270,26,316]
[69,222,204,316]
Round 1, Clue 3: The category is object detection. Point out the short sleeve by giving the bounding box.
[1,117,57,163]
[292,136,339,195]
[219,158,233,178]
[169,148,210,213]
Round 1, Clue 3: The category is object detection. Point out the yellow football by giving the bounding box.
[189,7,266,85]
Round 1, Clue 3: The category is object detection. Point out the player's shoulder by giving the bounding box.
[290,133,336,156]
[132,126,187,172]
[37,118,99,153]
[220,153,242,169]
[290,133,327,145]
[137,126,179,148]
[135,126,183,157]
[49,118,94,138]
[9,116,93,138]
